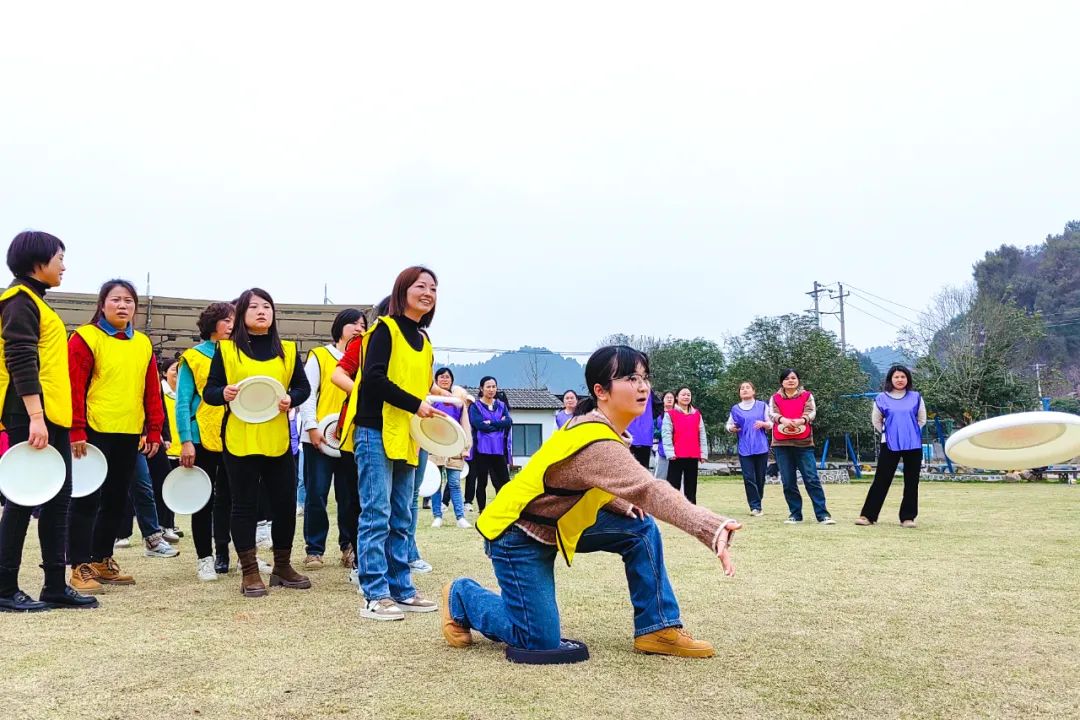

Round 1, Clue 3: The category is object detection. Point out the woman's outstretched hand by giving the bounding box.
[716,519,743,577]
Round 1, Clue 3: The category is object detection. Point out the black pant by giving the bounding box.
[667,458,699,504]
[222,450,297,553]
[460,464,478,505]
[738,453,768,511]
[0,419,72,594]
[213,449,233,556]
[472,453,510,512]
[861,446,922,522]
[630,445,652,470]
[191,445,226,558]
[334,452,360,551]
[69,431,140,566]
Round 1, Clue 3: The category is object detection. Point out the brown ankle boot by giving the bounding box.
[237,548,268,598]
[269,547,311,589]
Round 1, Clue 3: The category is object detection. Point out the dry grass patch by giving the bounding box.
[2,481,1078,719]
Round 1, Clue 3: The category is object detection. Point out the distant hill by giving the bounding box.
[863,345,911,373]
[444,347,586,394]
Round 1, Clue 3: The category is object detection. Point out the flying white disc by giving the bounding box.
[316,413,342,458]
[71,443,108,498]
[418,458,442,498]
[945,411,1080,470]
[460,460,469,478]
[0,442,65,507]
[230,375,286,423]
[162,465,212,514]
[409,413,467,457]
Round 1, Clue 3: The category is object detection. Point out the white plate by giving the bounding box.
[162,465,212,514]
[460,460,469,478]
[418,458,442,497]
[230,375,286,424]
[316,413,342,458]
[0,442,65,507]
[71,443,108,498]
[945,411,1080,470]
[409,413,467,457]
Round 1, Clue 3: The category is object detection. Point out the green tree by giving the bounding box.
[718,313,871,446]
[1048,397,1080,415]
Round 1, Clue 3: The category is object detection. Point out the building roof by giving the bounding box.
[465,387,563,411]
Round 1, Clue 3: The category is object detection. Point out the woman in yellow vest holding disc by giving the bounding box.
[0,231,97,611]
[176,301,234,581]
[442,346,742,660]
[337,267,443,621]
[203,288,311,598]
[68,279,165,594]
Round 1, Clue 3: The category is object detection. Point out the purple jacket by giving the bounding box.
[627,393,654,448]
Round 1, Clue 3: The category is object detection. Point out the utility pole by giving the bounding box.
[829,283,850,354]
[806,281,824,327]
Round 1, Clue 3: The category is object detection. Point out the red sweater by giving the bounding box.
[68,332,164,445]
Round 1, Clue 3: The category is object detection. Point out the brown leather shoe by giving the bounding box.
[340,545,355,568]
[69,564,103,594]
[303,554,324,569]
[854,516,874,526]
[237,548,268,598]
[900,519,917,528]
[633,628,715,658]
[90,557,135,585]
[269,548,311,589]
[440,582,473,648]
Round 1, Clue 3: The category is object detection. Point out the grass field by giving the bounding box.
[3,480,1078,720]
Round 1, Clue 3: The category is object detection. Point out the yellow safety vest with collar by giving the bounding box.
[338,317,432,465]
[219,338,297,457]
[74,324,153,434]
[163,388,181,458]
[310,345,347,424]
[476,420,624,566]
[179,347,226,453]
[0,284,72,428]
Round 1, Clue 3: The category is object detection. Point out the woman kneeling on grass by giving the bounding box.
[441,345,741,659]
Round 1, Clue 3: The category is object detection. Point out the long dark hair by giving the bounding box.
[231,288,284,359]
[388,266,437,328]
[574,345,650,416]
[90,279,139,325]
[883,364,915,392]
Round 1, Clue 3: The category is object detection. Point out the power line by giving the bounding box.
[845,288,919,325]
[434,346,594,357]
[842,281,925,316]
[843,300,905,330]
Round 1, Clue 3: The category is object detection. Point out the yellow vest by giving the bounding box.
[310,345,347,423]
[219,338,296,457]
[0,284,72,428]
[74,325,153,434]
[338,317,432,464]
[163,390,181,457]
[179,347,225,453]
[476,420,623,566]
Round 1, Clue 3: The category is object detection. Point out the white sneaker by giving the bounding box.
[456,518,472,529]
[295,504,304,517]
[255,521,272,550]
[114,538,131,549]
[162,528,181,543]
[818,517,836,525]
[464,503,473,514]
[409,559,433,574]
[784,516,803,524]
[257,557,272,573]
[360,598,405,621]
[347,568,359,587]
[431,517,443,528]
[749,509,763,517]
[395,594,438,613]
[196,556,218,581]
[144,536,180,558]
[441,504,449,513]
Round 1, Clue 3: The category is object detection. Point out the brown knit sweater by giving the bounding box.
[514,413,731,555]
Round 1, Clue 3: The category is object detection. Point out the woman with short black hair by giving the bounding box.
[468,376,513,513]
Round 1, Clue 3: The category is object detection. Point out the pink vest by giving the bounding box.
[668,408,702,458]
[772,391,812,441]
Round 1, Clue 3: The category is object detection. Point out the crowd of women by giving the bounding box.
[0,229,927,660]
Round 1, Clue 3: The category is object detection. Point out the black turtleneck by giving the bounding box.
[355,314,426,430]
[203,333,310,409]
[0,276,51,423]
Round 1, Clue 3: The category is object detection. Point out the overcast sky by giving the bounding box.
[3,2,1077,366]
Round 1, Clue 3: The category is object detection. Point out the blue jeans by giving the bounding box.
[295,448,305,507]
[431,467,465,520]
[354,426,418,602]
[121,453,161,539]
[408,450,428,563]
[303,446,336,555]
[773,445,830,521]
[448,512,682,650]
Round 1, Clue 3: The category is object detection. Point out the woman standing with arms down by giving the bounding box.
[468,376,512,513]
[726,381,772,516]
[661,387,708,504]
[554,390,577,429]
[769,369,834,525]
[203,288,311,598]
[856,365,926,528]
[0,231,96,611]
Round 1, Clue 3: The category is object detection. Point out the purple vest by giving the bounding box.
[555,410,573,429]
[730,400,769,456]
[626,394,654,447]
[474,400,509,456]
[433,401,464,424]
[876,391,922,451]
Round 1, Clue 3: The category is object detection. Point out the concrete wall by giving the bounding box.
[49,292,371,359]
[511,409,558,466]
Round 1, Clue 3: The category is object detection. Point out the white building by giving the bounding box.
[465,388,563,468]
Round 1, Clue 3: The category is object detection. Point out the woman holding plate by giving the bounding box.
[203,288,311,598]
[429,367,473,529]
[769,369,834,525]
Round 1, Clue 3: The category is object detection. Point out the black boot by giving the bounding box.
[215,544,230,574]
[0,590,50,613]
[40,567,98,609]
